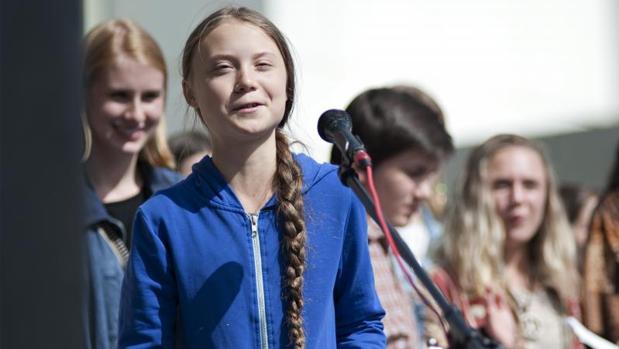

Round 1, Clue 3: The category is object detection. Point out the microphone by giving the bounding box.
[318,109,371,167]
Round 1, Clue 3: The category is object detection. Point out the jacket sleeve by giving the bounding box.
[334,196,386,348]
[582,203,612,338]
[118,209,177,348]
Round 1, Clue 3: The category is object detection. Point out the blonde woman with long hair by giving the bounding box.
[425,134,581,348]
[81,19,180,349]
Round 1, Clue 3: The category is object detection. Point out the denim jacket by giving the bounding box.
[83,162,180,349]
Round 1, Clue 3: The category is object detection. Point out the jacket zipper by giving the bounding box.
[97,218,130,267]
[249,213,269,349]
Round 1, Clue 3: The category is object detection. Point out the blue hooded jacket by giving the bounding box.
[118,154,385,348]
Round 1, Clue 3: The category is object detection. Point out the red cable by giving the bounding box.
[364,164,448,337]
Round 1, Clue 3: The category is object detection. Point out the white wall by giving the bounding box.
[266,0,619,161]
[83,1,619,162]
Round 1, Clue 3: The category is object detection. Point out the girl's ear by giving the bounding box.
[183,80,197,108]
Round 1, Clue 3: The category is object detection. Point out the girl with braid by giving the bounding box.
[118,7,385,349]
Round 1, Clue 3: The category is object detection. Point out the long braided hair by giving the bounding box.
[181,7,306,347]
[274,130,306,348]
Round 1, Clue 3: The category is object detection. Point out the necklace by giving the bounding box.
[510,288,541,341]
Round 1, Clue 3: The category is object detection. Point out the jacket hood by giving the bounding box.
[190,153,337,211]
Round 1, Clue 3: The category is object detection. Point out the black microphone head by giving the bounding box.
[317,109,352,143]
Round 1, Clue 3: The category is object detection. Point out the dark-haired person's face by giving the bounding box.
[87,55,164,155]
[183,19,287,147]
[373,149,440,227]
[487,145,547,249]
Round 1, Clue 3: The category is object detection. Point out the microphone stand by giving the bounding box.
[337,164,503,349]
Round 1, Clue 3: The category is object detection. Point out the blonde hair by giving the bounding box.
[435,134,578,305]
[82,19,174,168]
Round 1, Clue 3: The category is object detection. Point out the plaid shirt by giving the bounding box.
[368,219,419,349]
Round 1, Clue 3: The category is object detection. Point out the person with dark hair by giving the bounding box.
[168,130,212,176]
[559,183,598,263]
[582,141,619,344]
[330,86,454,348]
[118,7,385,348]
[81,19,181,349]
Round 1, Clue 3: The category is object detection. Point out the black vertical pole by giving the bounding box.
[0,0,84,348]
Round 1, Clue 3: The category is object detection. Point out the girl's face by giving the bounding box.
[373,148,440,227]
[87,55,165,156]
[487,146,548,248]
[184,19,288,146]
